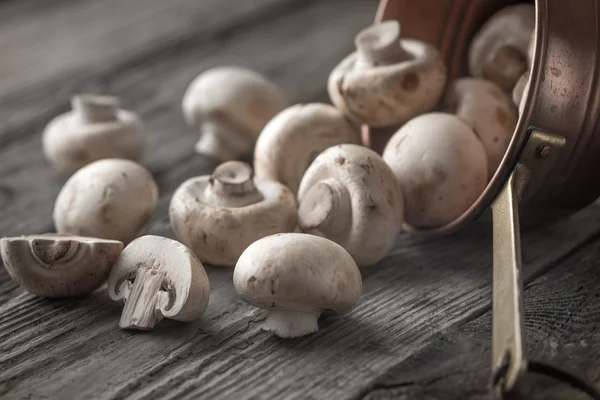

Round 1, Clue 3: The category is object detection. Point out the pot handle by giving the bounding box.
[491,165,528,397]
[491,131,600,399]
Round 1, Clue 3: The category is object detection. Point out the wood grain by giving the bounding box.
[362,236,600,400]
[2,201,600,399]
[2,1,600,399]
[0,0,375,238]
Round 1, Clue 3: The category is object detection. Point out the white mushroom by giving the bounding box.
[42,94,144,175]
[253,103,361,194]
[512,70,530,111]
[382,113,488,229]
[512,31,535,111]
[297,144,403,267]
[53,159,158,244]
[107,235,210,330]
[182,66,287,162]
[169,161,297,267]
[445,78,517,178]
[0,234,123,297]
[468,4,535,91]
[328,20,446,127]
[233,233,362,338]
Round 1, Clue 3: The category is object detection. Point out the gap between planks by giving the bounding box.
[2,203,600,399]
[361,233,600,400]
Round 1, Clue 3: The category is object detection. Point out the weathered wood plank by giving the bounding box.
[361,235,600,400]
[0,0,375,238]
[3,1,600,399]
[2,200,600,399]
[0,0,288,97]
[0,0,303,149]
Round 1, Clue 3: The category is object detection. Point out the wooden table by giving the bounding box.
[1,1,599,399]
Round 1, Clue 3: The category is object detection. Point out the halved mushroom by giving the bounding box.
[182,66,287,162]
[42,94,144,175]
[253,103,361,194]
[169,161,297,267]
[297,144,403,267]
[233,233,362,338]
[107,235,210,331]
[445,78,517,178]
[53,159,158,244]
[383,113,488,229]
[328,20,446,127]
[0,234,123,297]
[468,4,535,91]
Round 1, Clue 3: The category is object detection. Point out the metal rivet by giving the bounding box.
[537,145,551,159]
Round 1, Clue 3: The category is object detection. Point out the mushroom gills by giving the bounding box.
[31,238,80,265]
[119,265,170,330]
[263,309,320,338]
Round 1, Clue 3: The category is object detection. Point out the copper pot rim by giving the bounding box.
[374,0,542,237]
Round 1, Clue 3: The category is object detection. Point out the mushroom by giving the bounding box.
[182,66,287,162]
[297,144,403,267]
[169,161,297,267]
[107,235,210,330]
[327,20,446,127]
[53,159,158,244]
[382,113,488,229]
[0,234,123,297]
[512,70,530,111]
[513,32,535,110]
[42,94,144,175]
[253,103,361,194]
[445,78,517,178]
[468,4,535,92]
[233,233,362,338]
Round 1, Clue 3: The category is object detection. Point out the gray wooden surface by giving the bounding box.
[1,1,599,399]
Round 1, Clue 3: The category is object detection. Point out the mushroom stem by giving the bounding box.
[119,267,165,330]
[355,20,411,65]
[263,309,320,338]
[205,161,263,207]
[195,120,254,162]
[72,94,120,123]
[298,178,351,237]
[195,129,237,162]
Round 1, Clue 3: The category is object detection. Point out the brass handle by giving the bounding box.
[488,129,600,399]
[490,129,564,398]
[491,166,528,397]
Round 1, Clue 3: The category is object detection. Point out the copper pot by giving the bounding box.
[368,0,600,398]
[368,0,600,235]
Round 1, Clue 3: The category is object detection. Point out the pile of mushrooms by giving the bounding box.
[2,8,532,338]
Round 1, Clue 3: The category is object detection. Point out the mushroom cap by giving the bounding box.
[169,168,297,267]
[328,39,446,127]
[182,66,286,136]
[512,70,530,111]
[468,4,535,91]
[0,234,123,297]
[445,78,517,177]
[382,113,488,229]
[297,144,404,266]
[107,235,210,322]
[233,233,362,314]
[527,31,535,65]
[253,103,361,194]
[53,159,158,244]
[42,95,144,175]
